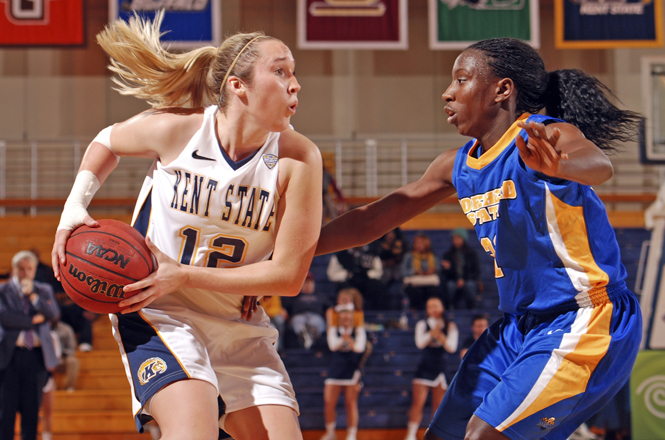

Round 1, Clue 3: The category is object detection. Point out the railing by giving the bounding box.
[0,136,661,216]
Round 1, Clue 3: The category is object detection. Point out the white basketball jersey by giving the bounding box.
[131,105,281,318]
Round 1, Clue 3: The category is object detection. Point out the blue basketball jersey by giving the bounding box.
[452,113,628,315]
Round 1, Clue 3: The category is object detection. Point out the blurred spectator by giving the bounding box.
[32,247,98,351]
[30,248,63,298]
[320,309,368,440]
[402,233,441,311]
[326,287,364,330]
[262,295,288,353]
[52,319,80,390]
[284,272,328,349]
[404,297,458,440]
[40,318,79,440]
[0,250,60,440]
[327,246,383,310]
[440,228,481,310]
[322,165,346,223]
[459,314,489,360]
[377,228,405,285]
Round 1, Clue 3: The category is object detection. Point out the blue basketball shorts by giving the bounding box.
[429,286,642,440]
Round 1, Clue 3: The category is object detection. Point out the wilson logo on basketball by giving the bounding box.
[138,358,168,385]
[67,263,126,299]
[85,242,132,269]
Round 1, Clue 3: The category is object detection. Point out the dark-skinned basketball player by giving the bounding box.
[316,38,643,440]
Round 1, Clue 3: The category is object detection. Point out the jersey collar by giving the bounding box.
[466,113,530,170]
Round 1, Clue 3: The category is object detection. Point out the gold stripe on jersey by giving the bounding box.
[466,113,529,170]
[496,304,613,432]
[545,185,610,306]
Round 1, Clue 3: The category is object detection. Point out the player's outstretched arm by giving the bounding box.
[516,120,613,186]
[315,148,458,256]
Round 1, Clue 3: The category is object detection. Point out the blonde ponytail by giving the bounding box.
[96,12,217,108]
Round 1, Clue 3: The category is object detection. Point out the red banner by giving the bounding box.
[0,0,84,46]
[297,0,408,49]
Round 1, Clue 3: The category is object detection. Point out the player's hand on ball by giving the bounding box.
[119,236,186,314]
[52,214,99,280]
[516,120,567,177]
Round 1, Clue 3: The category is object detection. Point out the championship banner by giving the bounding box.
[630,350,665,440]
[0,0,84,46]
[555,0,663,48]
[297,0,408,50]
[428,0,540,50]
[109,0,221,49]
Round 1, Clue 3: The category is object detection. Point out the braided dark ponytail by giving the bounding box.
[468,38,642,151]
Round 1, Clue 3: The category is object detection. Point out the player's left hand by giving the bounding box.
[241,296,259,320]
[516,120,568,177]
[119,237,186,314]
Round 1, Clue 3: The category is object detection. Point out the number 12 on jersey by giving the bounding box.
[178,226,248,267]
[480,235,504,278]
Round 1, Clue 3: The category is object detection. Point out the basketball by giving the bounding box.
[59,219,154,314]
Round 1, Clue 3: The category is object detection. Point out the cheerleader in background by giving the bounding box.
[404,297,458,440]
[320,308,367,440]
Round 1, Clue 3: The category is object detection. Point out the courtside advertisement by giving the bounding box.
[297,0,408,50]
[428,0,540,49]
[555,0,663,48]
[0,0,84,46]
[630,350,665,440]
[109,0,221,49]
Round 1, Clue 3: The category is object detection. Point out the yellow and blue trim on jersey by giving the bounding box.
[452,113,627,315]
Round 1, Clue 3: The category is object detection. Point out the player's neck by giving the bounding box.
[476,108,518,154]
[215,112,270,162]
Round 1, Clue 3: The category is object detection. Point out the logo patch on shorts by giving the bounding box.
[138,357,167,386]
[262,154,278,170]
[537,417,556,429]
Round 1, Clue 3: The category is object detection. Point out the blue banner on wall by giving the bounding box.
[109,0,221,49]
[555,0,663,48]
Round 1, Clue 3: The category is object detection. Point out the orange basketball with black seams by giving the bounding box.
[59,219,154,314]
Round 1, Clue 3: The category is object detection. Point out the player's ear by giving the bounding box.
[495,78,514,103]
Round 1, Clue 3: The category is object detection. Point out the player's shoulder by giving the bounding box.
[134,107,205,135]
[277,128,321,164]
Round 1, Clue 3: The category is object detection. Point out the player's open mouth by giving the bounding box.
[444,106,457,124]
[288,101,298,114]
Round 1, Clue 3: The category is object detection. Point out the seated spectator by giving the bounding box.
[459,313,489,359]
[284,272,328,349]
[404,297,458,440]
[440,228,481,310]
[320,309,367,440]
[40,318,80,440]
[262,295,288,353]
[377,228,405,285]
[402,233,441,311]
[327,245,383,310]
[326,287,364,329]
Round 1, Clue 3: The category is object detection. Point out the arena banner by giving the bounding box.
[297,0,408,50]
[555,0,663,48]
[630,350,665,440]
[428,0,540,50]
[0,0,84,46]
[109,0,221,49]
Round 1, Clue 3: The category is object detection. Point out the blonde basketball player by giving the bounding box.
[51,13,321,440]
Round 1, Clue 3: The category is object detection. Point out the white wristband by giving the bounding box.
[57,170,101,231]
[92,125,120,163]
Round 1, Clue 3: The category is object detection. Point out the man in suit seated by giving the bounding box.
[0,250,60,440]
